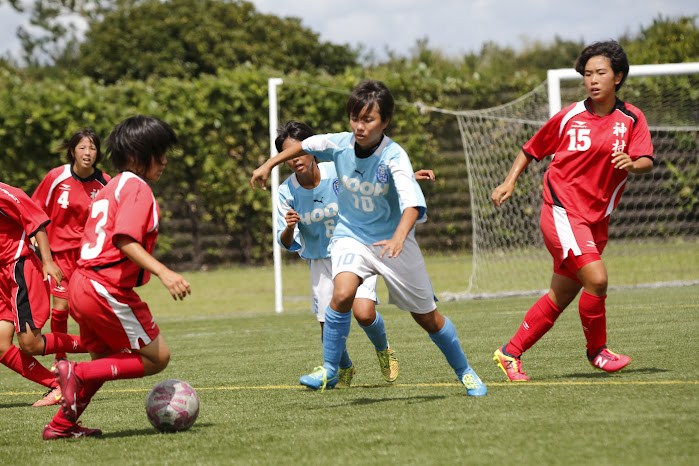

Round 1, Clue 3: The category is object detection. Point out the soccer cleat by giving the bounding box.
[588,347,631,373]
[50,357,66,373]
[32,385,62,407]
[376,346,399,382]
[299,366,338,391]
[336,365,356,387]
[493,346,530,382]
[460,367,487,396]
[42,422,102,440]
[54,359,83,422]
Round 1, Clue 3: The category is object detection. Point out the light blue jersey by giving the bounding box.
[302,132,426,245]
[277,162,340,260]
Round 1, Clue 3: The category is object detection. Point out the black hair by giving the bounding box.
[346,79,394,123]
[275,120,315,152]
[56,128,101,166]
[574,40,630,91]
[105,115,178,174]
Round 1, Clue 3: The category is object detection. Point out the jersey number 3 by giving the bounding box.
[81,198,109,260]
[567,128,591,151]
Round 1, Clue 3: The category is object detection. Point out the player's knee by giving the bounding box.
[17,336,44,355]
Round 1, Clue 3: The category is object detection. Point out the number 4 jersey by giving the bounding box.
[523,98,653,223]
[77,172,159,288]
[32,164,110,252]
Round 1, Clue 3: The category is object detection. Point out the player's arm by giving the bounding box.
[115,235,191,301]
[279,209,300,249]
[32,227,63,285]
[415,169,435,181]
[612,153,653,174]
[374,207,419,259]
[491,150,533,207]
[251,142,306,190]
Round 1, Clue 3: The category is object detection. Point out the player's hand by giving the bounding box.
[611,151,635,171]
[491,182,515,207]
[285,209,301,228]
[159,269,191,301]
[43,261,64,286]
[374,237,405,259]
[251,164,272,190]
[415,169,435,181]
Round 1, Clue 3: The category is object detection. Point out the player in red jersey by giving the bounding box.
[43,115,191,440]
[32,128,110,374]
[0,182,86,406]
[490,41,653,381]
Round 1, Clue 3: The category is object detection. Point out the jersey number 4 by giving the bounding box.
[81,199,109,260]
[57,190,70,209]
[566,128,591,151]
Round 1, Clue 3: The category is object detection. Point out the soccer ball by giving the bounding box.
[145,379,200,433]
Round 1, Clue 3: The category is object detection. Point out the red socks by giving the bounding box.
[75,352,145,383]
[50,308,70,359]
[506,294,562,357]
[42,333,86,356]
[579,291,607,355]
[0,345,55,388]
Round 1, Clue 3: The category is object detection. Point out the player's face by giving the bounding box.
[350,104,390,150]
[283,138,315,178]
[145,153,167,181]
[72,137,98,172]
[583,56,623,105]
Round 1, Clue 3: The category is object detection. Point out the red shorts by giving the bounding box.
[540,203,609,282]
[0,253,51,332]
[50,248,80,299]
[68,269,160,355]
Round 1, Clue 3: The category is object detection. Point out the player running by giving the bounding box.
[491,41,653,381]
[252,80,486,395]
[43,115,191,440]
[32,129,110,375]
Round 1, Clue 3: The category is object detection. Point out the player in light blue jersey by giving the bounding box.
[275,120,397,386]
[252,81,486,396]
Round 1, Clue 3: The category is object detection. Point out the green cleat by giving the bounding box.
[376,346,399,382]
[337,365,356,387]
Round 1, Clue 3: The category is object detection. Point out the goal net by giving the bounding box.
[446,64,699,299]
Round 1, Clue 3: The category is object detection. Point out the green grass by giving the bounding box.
[0,258,697,465]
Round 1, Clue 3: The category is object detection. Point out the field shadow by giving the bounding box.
[103,423,213,439]
[0,401,34,409]
[350,395,446,406]
[564,367,670,378]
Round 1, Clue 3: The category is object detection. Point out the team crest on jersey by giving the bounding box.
[376,164,388,184]
[332,179,339,195]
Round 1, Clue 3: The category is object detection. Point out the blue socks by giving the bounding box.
[359,312,389,351]
[322,307,352,373]
[428,317,470,377]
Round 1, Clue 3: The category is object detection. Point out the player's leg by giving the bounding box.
[0,320,57,390]
[50,296,70,361]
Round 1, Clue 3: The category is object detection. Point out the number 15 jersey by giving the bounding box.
[523,98,653,223]
[77,172,159,288]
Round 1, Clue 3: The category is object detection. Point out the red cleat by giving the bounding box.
[588,347,631,373]
[493,346,530,381]
[54,359,83,422]
[43,422,102,440]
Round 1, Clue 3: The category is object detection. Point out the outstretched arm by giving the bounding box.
[491,150,533,207]
[251,141,306,190]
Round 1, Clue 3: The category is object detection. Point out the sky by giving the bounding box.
[1,0,697,62]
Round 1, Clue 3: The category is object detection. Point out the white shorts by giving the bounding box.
[330,233,437,314]
[309,257,378,323]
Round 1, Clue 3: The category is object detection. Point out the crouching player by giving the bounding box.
[43,116,191,440]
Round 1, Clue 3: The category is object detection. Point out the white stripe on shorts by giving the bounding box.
[90,279,152,349]
[552,205,581,260]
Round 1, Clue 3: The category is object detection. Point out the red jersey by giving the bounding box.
[32,164,110,252]
[0,182,50,265]
[77,172,160,288]
[523,98,653,223]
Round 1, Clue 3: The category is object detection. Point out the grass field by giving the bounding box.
[0,258,697,465]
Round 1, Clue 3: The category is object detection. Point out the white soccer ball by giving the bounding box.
[145,379,200,433]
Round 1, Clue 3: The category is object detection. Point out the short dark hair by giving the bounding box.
[57,128,101,166]
[346,79,394,123]
[574,41,630,91]
[275,120,315,153]
[105,115,178,174]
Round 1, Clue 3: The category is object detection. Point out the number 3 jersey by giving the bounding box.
[302,132,426,245]
[523,98,653,223]
[277,162,340,260]
[32,164,111,252]
[77,172,159,288]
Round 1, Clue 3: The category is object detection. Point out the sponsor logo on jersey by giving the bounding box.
[298,202,339,226]
[341,176,390,197]
[571,120,588,129]
[0,188,20,203]
[376,164,388,183]
[59,183,71,191]
[354,169,365,178]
